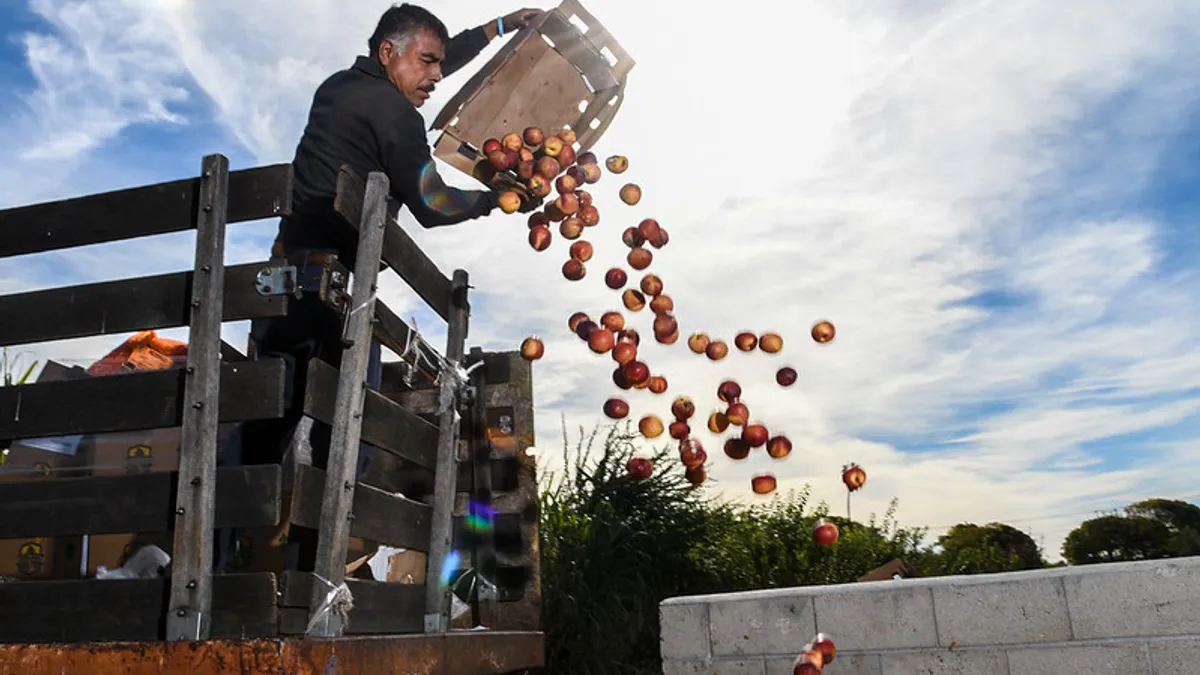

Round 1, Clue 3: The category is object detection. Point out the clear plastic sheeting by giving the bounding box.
[95,545,171,580]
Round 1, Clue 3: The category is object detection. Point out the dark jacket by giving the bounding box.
[277,27,498,268]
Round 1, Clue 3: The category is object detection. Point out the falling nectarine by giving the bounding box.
[588,328,615,354]
[603,397,629,419]
[813,519,839,546]
[649,294,673,316]
[622,289,646,311]
[726,402,749,426]
[605,268,627,289]
[557,144,576,167]
[679,440,706,470]
[640,274,664,297]
[776,366,798,387]
[559,217,583,240]
[556,174,578,195]
[751,473,777,495]
[611,341,637,365]
[637,218,661,243]
[619,183,642,205]
[623,360,650,386]
[528,174,552,198]
[626,456,652,480]
[528,225,552,251]
[811,320,836,344]
[582,162,602,184]
[638,414,664,439]
[559,127,577,145]
[668,420,690,440]
[612,366,632,390]
[649,227,669,249]
[705,340,729,361]
[759,332,784,354]
[652,313,678,339]
[543,135,564,157]
[717,380,742,404]
[556,193,580,216]
[569,240,594,262]
[766,436,792,459]
[577,151,597,165]
[734,332,758,352]
[520,336,544,361]
[579,204,600,227]
[708,410,730,434]
[527,212,548,229]
[742,423,769,448]
[576,188,592,207]
[605,155,628,173]
[688,333,710,354]
[622,227,645,248]
[648,375,668,394]
[723,438,750,460]
[617,327,641,346]
[562,259,586,281]
[811,634,837,665]
[628,248,653,270]
[574,319,597,341]
[544,200,565,222]
[600,311,625,332]
[497,191,521,214]
[685,464,707,485]
[568,312,590,333]
[671,396,695,421]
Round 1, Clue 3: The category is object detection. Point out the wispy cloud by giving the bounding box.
[2,0,1199,561]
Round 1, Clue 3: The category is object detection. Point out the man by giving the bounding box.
[220,4,544,573]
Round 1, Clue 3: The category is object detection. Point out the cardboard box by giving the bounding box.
[430,0,634,180]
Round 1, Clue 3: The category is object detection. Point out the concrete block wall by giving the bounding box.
[659,555,1200,674]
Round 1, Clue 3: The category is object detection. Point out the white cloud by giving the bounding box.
[3,0,1200,563]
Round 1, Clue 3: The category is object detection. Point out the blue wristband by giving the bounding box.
[497,17,504,37]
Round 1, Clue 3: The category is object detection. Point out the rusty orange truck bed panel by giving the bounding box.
[0,631,544,675]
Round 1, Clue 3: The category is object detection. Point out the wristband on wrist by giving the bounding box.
[497,17,504,37]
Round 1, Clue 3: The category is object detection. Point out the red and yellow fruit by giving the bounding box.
[688,333,710,354]
[528,225,552,251]
[523,127,544,146]
[760,332,784,354]
[842,463,867,492]
[776,366,798,387]
[605,268,628,289]
[734,331,758,352]
[811,320,836,344]
[628,248,653,270]
[638,414,664,439]
[562,259,586,281]
[622,289,646,311]
[619,183,642,205]
[766,436,792,459]
[520,336,544,361]
[751,473,777,495]
[498,191,521,214]
[626,456,652,480]
[605,155,629,173]
[705,340,729,361]
[603,397,629,419]
[671,396,695,421]
[813,519,839,546]
[723,437,750,460]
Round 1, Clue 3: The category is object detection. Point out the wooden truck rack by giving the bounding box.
[0,155,543,674]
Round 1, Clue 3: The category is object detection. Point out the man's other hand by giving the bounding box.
[502,8,545,32]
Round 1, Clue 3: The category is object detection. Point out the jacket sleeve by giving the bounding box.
[442,27,489,79]
[382,106,498,228]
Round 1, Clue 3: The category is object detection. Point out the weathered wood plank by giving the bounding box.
[0,464,281,539]
[465,347,497,626]
[392,456,519,499]
[0,573,278,644]
[0,262,287,348]
[333,165,452,321]
[290,463,432,552]
[304,358,439,469]
[307,170,390,638]
[373,299,443,385]
[0,163,292,259]
[424,269,471,631]
[167,153,229,641]
[0,359,286,441]
[279,572,424,635]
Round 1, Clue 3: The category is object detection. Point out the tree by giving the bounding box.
[1126,498,1200,557]
[1061,514,1172,565]
[918,522,1046,576]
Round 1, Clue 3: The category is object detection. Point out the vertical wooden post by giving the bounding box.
[166,154,229,641]
[424,269,470,632]
[467,346,498,627]
[305,171,389,637]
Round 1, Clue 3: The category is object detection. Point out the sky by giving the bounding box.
[1,0,1199,563]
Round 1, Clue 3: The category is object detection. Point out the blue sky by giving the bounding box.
[2,0,1199,561]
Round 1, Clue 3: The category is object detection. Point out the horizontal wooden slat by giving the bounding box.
[0,359,286,440]
[303,358,438,469]
[278,572,424,634]
[0,164,292,259]
[373,300,443,385]
[0,465,281,539]
[0,262,288,348]
[393,456,521,499]
[333,165,452,321]
[290,464,432,551]
[0,573,277,644]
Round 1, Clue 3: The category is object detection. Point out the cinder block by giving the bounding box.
[1007,642,1151,675]
[1149,637,1200,675]
[661,602,711,661]
[709,596,816,657]
[765,653,881,675]
[931,576,1071,646]
[663,658,765,675]
[813,585,938,651]
[1063,558,1200,639]
[880,649,1007,675]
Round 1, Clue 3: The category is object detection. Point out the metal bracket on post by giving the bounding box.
[304,171,390,638]
[424,269,471,633]
[166,154,229,642]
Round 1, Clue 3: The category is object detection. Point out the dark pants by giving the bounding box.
[216,260,381,573]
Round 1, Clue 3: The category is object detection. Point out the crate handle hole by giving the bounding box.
[608,95,619,106]
[600,46,618,67]
[589,118,601,129]
[568,14,590,34]
[541,34,556,48]
[578,99,589,113]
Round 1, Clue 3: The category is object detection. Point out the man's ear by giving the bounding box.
[377,40,393,65]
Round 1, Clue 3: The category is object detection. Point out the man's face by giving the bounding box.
[380,27,445,107]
